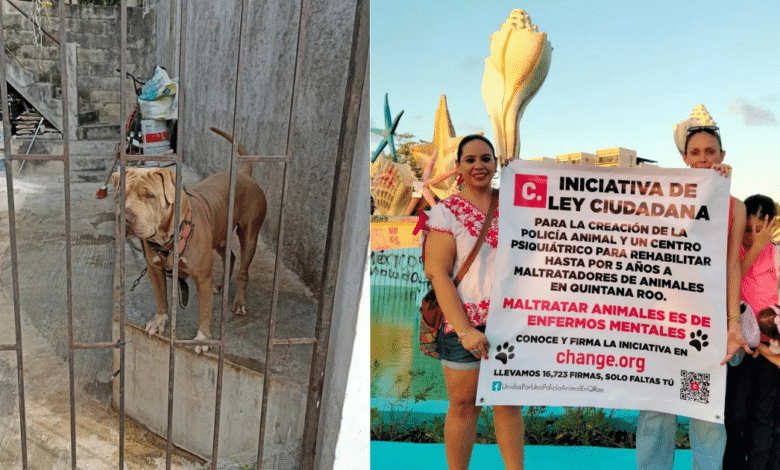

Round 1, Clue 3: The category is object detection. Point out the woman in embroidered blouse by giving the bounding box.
[424,135,524,470]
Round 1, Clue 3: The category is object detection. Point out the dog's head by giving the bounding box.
[111,168,190,243]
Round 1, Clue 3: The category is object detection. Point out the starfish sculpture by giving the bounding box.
[408,95,466,201]
[371,93,404,163]
[403,147,458,215]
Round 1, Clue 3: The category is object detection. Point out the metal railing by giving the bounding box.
[0,0,332,468]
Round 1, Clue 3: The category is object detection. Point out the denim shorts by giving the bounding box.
[437,324,485,370]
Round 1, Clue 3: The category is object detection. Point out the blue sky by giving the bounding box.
[370,0,780,201]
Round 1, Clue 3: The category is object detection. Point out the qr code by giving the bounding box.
[680,370,710,404]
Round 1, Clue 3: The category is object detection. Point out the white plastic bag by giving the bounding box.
[139,87,178,120]
[139,66,176,101]
[138,66,178,120]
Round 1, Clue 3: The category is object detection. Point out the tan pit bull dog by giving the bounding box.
[112,127,267,353]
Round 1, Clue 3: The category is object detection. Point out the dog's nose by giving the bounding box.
[125,208,136,223]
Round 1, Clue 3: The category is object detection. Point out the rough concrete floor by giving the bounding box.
[0,160,316,469]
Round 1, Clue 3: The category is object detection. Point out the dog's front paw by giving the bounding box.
[232,300,248,316]
[145,314,168,336]
[193,330,210,355]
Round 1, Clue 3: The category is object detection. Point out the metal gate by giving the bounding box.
[0,0,360,467]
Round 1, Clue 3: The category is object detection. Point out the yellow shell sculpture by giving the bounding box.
[482,9,552,165]
[370,156,415,216]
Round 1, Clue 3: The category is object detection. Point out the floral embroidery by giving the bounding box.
[424,194,497,335]
[441,195,499,248]
[443,301,490,334]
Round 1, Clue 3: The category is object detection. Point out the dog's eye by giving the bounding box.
[145,193,155,199]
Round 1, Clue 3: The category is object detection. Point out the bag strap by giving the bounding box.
[453,189,498,287]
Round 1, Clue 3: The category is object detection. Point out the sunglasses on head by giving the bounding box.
[687,125,720,136]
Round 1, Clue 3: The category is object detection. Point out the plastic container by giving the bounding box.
[141,119,171,155]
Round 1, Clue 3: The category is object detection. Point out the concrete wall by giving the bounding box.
[2,2,154,125]
[2,1,364,293]
[113,324,308,461]
[152,1,368,465]
[152,0,361,294]
[315,29,370,467]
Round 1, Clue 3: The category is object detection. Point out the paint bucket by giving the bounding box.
[141,119,171,155]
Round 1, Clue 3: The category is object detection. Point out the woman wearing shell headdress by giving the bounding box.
[637,105,748,470]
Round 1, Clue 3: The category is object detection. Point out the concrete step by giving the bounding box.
[113,324,307,461]
[10,134,63,156]
[71,140,119,172]
[10,138,118,172]
[11,138,117,155]
[11,138,118,156]
[71,139,119,156]
[80,123,120,141]
[79,109,100,126]
[71,155,116,172]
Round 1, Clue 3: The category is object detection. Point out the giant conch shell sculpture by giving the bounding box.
[482,9,552,165]
[673,104,717,155]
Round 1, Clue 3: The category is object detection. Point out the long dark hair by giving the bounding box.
[456,134,496,163]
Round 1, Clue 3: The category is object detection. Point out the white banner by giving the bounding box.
[476,160,730,423]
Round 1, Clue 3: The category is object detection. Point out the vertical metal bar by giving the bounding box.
[55,2,79,469]
[0,6,29,468]
[165,161,182,470]
[256,159,290,470]
[255,0,306,466]
[119,2,129,468]
[166,0,187,467]
[210,0,249,466]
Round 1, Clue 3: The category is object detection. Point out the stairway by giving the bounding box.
[4,54,62,131]
[5,55,118,172]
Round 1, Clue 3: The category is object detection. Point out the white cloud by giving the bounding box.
[726,98,778,126]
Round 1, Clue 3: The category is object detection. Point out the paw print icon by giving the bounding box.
[689,330,709,352]
[495,342,515,365]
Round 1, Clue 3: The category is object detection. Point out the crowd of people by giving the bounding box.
[420,110,780,469]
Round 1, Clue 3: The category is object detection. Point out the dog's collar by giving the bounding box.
[187,189,212,232]
[148,197,194,274]
[148,190,211,279]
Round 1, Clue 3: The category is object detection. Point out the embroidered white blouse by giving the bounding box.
[424,194,499,334]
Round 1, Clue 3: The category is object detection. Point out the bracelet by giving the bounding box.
[458,330,468,342]
[728,314,742,322]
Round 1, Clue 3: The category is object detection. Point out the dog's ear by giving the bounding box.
[157,168,177,205]
[156,168,190,223]
[111,170,133,200]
